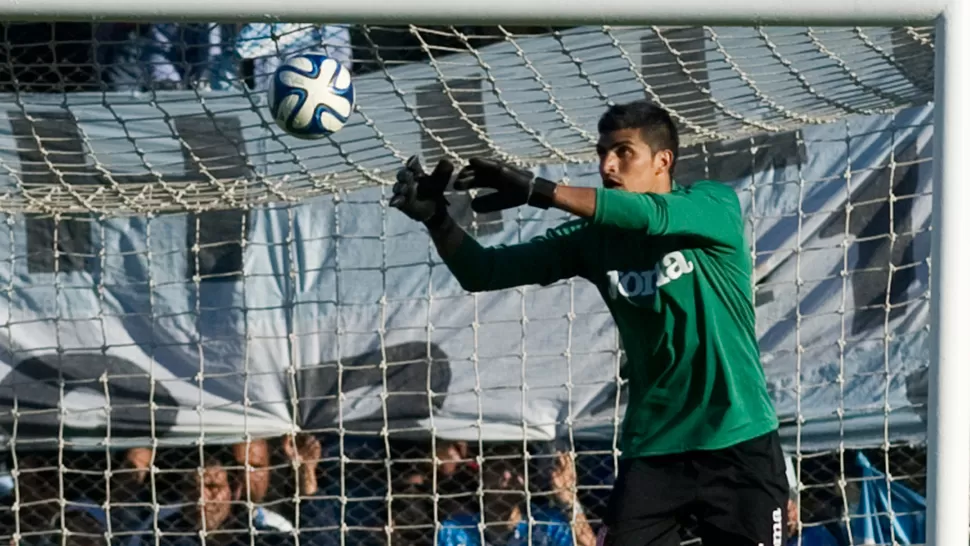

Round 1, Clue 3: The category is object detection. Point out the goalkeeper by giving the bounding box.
[390,100,789,546]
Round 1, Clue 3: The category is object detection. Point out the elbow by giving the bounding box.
[445,263,490,292]
[455,275,488,293]
[447,245,498,293]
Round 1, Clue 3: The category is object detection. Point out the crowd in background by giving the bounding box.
[92,23,353,92]
[0,22,564,94]
[0,436,607,546]
[0,433,860,546]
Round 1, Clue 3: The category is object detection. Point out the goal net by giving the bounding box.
[0,21,936,546]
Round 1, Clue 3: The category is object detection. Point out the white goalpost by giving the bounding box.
[0,1,961,546]
[926,5,970,546]
[0,0,950,24]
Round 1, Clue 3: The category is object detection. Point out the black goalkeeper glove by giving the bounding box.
[389,155,455,228]
[454,157,557,213]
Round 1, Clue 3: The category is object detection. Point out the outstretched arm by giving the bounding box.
[390,156,587,293]
[454,158,743,249]
[428,213,588,293]
[550,182,743,250]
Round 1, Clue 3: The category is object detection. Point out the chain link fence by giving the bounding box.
[0,438,929,546]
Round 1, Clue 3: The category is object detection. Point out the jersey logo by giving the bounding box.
[607,251,695,300]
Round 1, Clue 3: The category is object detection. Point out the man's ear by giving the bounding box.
[654,149,675,175]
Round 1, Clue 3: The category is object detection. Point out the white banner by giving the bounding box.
[0,24,935,452]
[0,99,934,453]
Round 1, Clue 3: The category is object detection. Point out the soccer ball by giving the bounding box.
[268,53,355,139]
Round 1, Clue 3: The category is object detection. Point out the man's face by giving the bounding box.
[481,463,526,526]
[232,439,271,503]
[191,462,233,531]
[596,127,673,194]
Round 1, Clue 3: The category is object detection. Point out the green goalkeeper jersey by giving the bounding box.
[442,180,778,457]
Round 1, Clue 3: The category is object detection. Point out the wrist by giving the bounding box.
[528,177,557,209]
[427,213,465,258]
[554,490,576,508]
[423,203,450,230]
[301,471,319,495]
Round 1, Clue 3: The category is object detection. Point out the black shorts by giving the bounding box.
[602,430,790,546]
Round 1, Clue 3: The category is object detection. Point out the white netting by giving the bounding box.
[0,24,934,213]
[0,21,937,546]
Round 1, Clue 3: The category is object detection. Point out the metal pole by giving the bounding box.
[927,2,970,545]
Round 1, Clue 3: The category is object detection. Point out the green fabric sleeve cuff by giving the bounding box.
[592,187,612,225]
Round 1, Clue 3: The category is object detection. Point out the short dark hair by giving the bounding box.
[597,100,680,173]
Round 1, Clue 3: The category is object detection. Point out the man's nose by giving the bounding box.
[600,155,618,175]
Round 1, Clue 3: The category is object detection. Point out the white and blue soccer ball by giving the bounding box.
[268,53,355,139]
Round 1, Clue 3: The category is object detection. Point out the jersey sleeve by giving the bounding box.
[592,181,744,250]
[442,220,591,292]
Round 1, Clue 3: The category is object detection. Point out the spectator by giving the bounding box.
[237,435,337,546]
[143,447,241,546]
[231,441,267,498]
[141,24,229,90]
[107,447,173,544]
[230,434,334,540]
[95,23,144,92]
[437,445,595,546]
[280,434,339,546]
[435,440,480,516]
[95,23,231,91]
[2,452,106,546]
[395,440,477,517]
[390,480,434,546]
[169,449,236,540]
[234,23,353,91]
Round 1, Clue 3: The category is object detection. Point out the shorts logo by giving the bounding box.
[759,508,784,546]
[772,507,783,546]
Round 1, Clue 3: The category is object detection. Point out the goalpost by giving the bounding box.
[0,1,962,546]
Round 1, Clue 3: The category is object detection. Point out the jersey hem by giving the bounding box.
[619,418,779,458]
